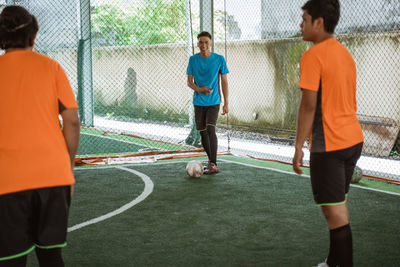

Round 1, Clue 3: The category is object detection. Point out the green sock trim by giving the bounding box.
[35,242,67,249]
[206,124,216,127]
[0,245,35,261]
[318,200,346,206]
[198,129,206,132]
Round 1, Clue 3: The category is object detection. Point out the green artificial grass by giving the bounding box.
[77,133,152,156]
[26,158,400,266]
[220,155,400,194]
[78,128,193,157]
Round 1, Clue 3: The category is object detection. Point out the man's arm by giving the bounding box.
[60,108,80,198]
[61,108,80,169]
[187,75,212,95]
[292,89,317,174]
[220,74,229,115]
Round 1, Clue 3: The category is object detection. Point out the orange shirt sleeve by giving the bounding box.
[56,63,78,109]
[299,50,321,92]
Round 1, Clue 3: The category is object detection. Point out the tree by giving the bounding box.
[91,0,187,46]
[92,5,135,45]
[91,1,240,46]
[215,10,241,41]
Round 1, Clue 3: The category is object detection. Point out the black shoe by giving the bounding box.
[205,163,219,175]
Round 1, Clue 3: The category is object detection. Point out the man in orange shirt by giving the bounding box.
[0,6,80,266]
[292,0,363,266]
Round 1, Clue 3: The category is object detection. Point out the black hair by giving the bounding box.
[302,0,340,33]
[0,5,39,50]
[197,31,212,40]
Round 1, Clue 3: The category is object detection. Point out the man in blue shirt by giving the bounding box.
[186,31,229,174]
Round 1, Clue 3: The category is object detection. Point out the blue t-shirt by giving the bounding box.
[186,52,229,106]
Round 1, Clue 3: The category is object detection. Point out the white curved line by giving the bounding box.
[68,167,154,232]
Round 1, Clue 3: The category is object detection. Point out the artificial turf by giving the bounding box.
[26,157,400,266]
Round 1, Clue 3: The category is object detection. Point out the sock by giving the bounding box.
[35,247,64,267]
[200,130,211,161]
[327,224,353,267]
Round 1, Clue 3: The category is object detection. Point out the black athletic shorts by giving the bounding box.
[310,142,363,205]
[0,186,71,261]
[194,104,220,131]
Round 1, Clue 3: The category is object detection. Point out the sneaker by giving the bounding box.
[205,162,219,175]
[316,260,330,267]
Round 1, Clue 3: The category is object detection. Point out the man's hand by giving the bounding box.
[198,86,212,95]
[292,89,317,175]
[222,104,229,115]
[292,147,304,175]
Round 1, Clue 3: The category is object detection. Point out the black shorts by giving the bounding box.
[194,104,220,131]
[0,186,71,261]
[310,142,363,205]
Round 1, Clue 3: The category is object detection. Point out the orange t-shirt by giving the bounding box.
[299,38,364,152]
[0,50,78,195]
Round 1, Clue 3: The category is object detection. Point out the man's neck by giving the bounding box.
[5,47,33,53]
[313,33,333,45]
[200,51,211,58]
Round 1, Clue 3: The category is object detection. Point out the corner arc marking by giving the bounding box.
[68,166,154,232]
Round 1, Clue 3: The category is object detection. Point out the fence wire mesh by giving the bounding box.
[2,0,399,181]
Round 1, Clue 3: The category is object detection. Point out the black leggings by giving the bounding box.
[200,124,218,164]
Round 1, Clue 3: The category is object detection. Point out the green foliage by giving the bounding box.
[285,42,308,130]
[266,40,308,132]
[214,10,241,41]
[92,0,187,46]
[91,1,238,46]
[130,0,187,45]
[92,5,135,45]
[390,133,400,158]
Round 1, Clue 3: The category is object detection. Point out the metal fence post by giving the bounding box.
[200,0,214,52]
[78,0,94,127]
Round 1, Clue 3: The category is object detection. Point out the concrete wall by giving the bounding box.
[91,44,192,112]
[48,33,400,127]
[343,34,400,122]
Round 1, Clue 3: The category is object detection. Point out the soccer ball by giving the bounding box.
[186,160,203,178]
[351,166,363,183]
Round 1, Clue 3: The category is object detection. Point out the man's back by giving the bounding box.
[0,50,77,195]
[299,38,363,152]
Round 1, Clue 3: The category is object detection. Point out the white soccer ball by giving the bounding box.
[186,160,203,178]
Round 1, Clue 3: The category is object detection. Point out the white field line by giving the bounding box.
[93,116,400,180]
[219,159,400,197]
[70,158,398,231]
[75,158,400,197]
[74,160,189,171]
[68,166,154,232]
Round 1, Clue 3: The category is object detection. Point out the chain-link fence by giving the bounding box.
[212,0,400,182]
[2,0,399,181]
